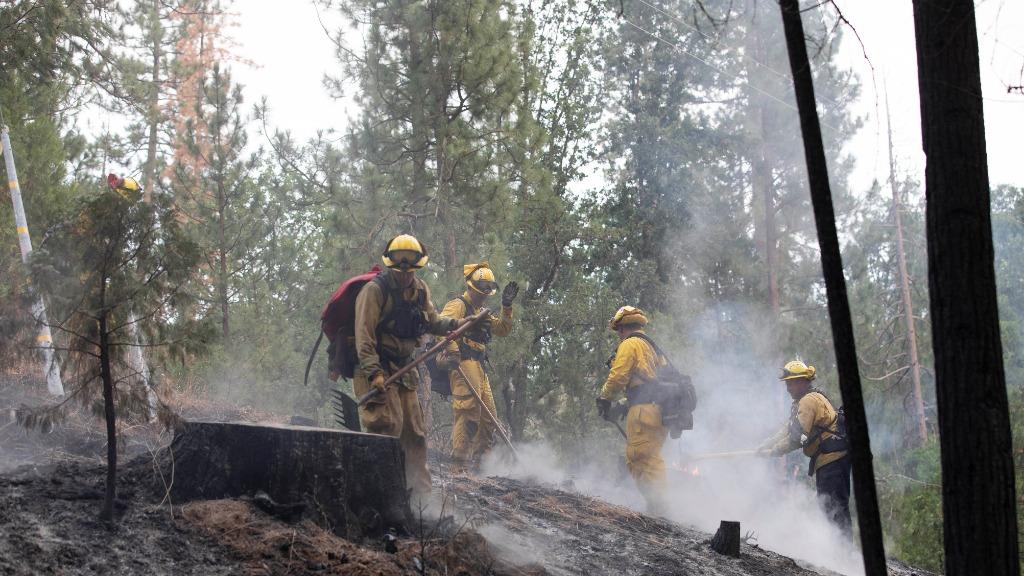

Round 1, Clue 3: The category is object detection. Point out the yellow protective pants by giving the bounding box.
[625,402,668,512]
[450,359,498,466]
[353,371,431,497]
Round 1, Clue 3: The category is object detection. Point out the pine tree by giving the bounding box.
[171,64,264,343]
[26,186,203,524]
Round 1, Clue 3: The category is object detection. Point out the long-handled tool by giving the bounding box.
[356,309,491,406]
[455,365,519,459]
[332,309,492,431]
[688,449,760,462]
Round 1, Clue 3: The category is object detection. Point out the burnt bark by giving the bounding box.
[775,1,886,574]
[710,520,741,557]
[164,420,412,539]
[911,0,1020,573]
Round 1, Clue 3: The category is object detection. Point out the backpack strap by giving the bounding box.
[624,333,673,368]
[799,389,845,445]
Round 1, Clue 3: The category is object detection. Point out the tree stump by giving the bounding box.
[161,420,410,539]
[710,520,741,557]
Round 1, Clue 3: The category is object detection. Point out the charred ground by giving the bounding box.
[0,442,935,575]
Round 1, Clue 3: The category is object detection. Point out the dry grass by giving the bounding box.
[183,499,546,576]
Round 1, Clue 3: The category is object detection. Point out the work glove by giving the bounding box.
[439,350,462,371]
[609,398,628,421]
[501,281,519,308]
[596,397,611,420]
[371,372,388,395]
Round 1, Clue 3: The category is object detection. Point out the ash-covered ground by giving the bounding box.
[0,446,935,576]
[0,377,935,576]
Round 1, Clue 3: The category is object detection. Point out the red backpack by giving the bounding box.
[304,265,382,385]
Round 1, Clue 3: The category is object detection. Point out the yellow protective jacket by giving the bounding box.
[354,272,457,386]
[440,292,514,360]
[599,331,667,400]
[762,389,847,474]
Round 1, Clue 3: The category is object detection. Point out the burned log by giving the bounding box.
[710,520,741,557]
[161,420,410,539]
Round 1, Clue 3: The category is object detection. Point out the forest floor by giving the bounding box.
[0,378,935,576]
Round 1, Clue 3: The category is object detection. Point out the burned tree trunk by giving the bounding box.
[163,421,411,539]
[912,0,1020,573]
[709,520,741,557]
[775,1,886,574]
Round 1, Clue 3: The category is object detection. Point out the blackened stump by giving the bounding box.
[710,520,741,557]
[162,420,411,539]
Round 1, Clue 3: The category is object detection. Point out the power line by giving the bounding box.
[636,0,846,110]
[638,0,790,83]
[622,18,843,134]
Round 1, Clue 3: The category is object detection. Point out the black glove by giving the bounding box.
[501,281,519,308]
[596,397,611,420]
[609,400,627,422]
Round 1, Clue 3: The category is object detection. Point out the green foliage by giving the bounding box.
[3,0,1023,565]
[878,442,943,572]
[25,186,207,419]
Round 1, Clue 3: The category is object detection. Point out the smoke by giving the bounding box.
[482,302,867,575]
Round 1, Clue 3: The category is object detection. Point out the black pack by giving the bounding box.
[425,349,452,398]
[625,333,698,437]
[374,274,429,341]
[803,390,849,476]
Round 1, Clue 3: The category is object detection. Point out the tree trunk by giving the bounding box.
[746,14,780,317]
[753,102,780,316]
[98,308,117,524]
[885,90,927,445]
[215,147,230,342]
[164,420,411,539]
[776,2,886,574]
[912,1,1019,573]
[141,0,162,203]
[709,520,741,557]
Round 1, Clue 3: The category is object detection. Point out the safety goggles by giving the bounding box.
[386,250,424,269]
[472,280,498,294]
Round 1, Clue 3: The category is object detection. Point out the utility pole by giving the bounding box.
[2,125,65,396]
[885,89,927,445]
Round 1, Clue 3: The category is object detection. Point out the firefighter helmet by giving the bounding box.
[780,360,816,381]
[382,234,428,270]
[464,262,498,295]
[609,305,649,330]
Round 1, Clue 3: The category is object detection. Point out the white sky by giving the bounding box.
[229,0,1023,193]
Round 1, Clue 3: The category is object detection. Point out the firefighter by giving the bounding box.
[353,234,467,498]
[758,360,852,534]
[596,306,669,513]
[438,262,518,472]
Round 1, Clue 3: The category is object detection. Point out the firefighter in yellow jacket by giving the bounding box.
[596,306,669,512]
[758,360,852,533]
[353,234,467,498]
[438,262,518,471]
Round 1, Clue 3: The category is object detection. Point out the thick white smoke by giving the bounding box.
[482,303,866,575]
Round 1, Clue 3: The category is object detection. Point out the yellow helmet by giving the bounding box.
[609,305,649,330]
[780,360,816,381]
[381,234,429,270]
[464,262,498,295]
